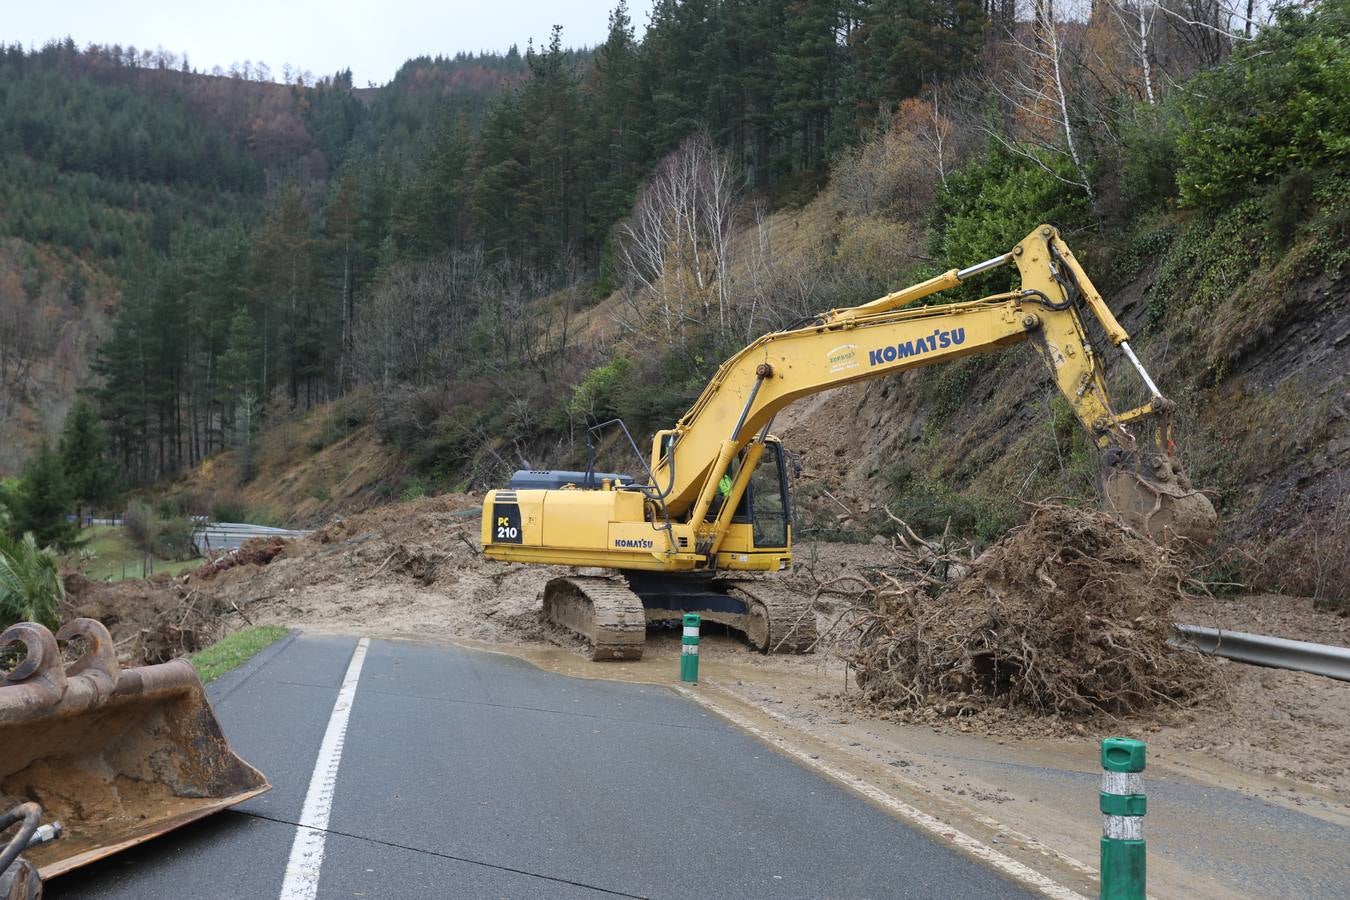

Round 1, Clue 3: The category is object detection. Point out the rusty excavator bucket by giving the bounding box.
[0,618,268,895]
[1100,447,1217,545]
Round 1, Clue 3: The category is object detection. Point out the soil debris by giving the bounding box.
[194,537,287,580]
[193,494,558,645]
[838,504,1217,716]
[62,574,210,664]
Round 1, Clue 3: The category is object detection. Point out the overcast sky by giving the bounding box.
[4,0,653,86]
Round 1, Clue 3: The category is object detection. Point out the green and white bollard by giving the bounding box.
[680,613,701,683]
[1100,737,1147,900]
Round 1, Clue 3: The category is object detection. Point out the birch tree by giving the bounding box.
[616,132,740,338]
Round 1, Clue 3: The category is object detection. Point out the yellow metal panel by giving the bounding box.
[713,549,791,571]
[716,522,756,553]
[608,521,669,555]
[539,491,620,549]
[483,544,703,571]
[482,489,544,547]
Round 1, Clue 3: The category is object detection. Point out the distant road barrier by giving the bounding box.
[1171,624,1350,682]
[193,522,312,554]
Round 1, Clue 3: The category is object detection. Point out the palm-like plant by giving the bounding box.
[0,532,64,630]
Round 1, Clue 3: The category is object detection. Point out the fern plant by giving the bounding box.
[0,532,64,630]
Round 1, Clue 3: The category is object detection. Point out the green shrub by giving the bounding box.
[124,500,157,554]
[567,356,633,422]
[1177,0,1350,208]
[211,499,248,523]
[1119,104,1183,212]
[884,462,1019,544]
[125,500,199,561]
[0,481,13,535]
[928,145,1090,296]
[1265,169,1318,251]
[0,532,64,629]
[151,517,198,561]
[399,477,429,502]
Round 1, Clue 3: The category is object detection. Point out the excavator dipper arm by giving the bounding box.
[650,225,1201,541]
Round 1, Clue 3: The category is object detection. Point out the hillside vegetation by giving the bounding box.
[1,1,1346,612]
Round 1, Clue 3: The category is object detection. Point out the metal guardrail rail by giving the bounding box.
[192,522,312,554]
[1171,624,1350,682]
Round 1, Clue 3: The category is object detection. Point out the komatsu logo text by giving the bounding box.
[868,328,966,366]
[615,538,655,549]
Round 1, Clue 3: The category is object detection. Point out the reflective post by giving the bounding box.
[680,613,700,683]
[1100,737,1146,899]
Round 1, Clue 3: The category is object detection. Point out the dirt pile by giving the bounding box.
[195,537,288,579]
[62,574,210,664]
[839,504,1217,717]
[193,493,559,644]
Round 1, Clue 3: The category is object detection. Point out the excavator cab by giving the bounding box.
[708,438,793,565]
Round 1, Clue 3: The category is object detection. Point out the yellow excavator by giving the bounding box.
[481,225,1216,660]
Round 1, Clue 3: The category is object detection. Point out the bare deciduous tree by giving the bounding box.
[978,0,1096,199]
[616,131,740,337]
[1106,0,1162,103]
[0,300,49,421]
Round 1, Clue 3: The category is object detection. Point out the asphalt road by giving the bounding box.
[47,635,1031,899]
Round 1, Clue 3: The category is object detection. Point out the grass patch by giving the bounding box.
[190,626,289,683]
[63,524,204,581]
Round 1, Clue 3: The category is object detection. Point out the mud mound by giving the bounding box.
[195,536,287,579]
[842,504,1216,717]
[195,492,557,645]
[62,574,211,664]
[309,493,480,545]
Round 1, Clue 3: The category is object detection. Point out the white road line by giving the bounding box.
[279,637,370,900]
[674,685,1089,900]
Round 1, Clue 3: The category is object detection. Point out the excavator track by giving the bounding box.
[542,575,646,661]
[720,579,818,654]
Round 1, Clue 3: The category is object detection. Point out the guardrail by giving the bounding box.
[192,523,311,554]
[1171,624,1350,682]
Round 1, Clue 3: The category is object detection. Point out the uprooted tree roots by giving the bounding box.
[836,504,1216,718]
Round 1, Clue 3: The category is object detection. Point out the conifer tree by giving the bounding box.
[12,441,76,548]
[59,396,120,523]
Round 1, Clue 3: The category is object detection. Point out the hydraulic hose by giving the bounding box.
[0,804,41,876]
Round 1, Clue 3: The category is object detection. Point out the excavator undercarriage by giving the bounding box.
[543,572,817,661]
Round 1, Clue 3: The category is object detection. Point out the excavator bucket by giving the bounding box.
[0,618,269,885]
[1100,449,1217,545]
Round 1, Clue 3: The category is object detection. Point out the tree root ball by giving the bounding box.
[840,504,1216,717]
